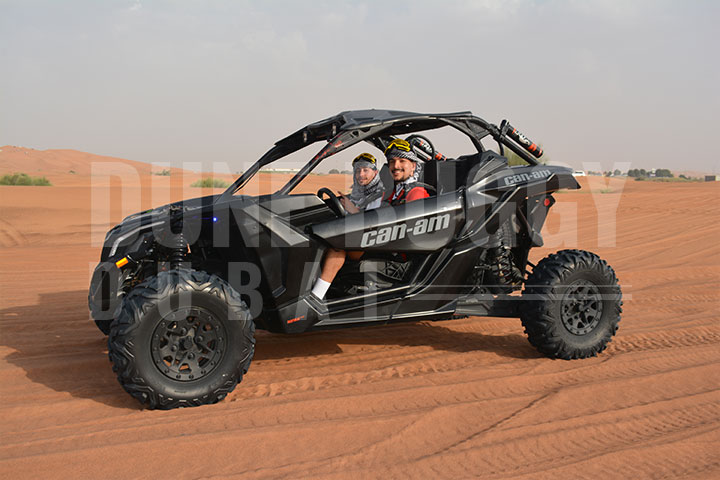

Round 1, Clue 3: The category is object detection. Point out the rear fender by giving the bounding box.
[462,165,578,247]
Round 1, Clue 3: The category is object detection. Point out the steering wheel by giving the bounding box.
[317,187,346,217]
[406,134,436,162]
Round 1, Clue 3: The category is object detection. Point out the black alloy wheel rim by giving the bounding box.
[151,307,226,381]
[560,279,603,335]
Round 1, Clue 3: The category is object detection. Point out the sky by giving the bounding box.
[1,0,718,174]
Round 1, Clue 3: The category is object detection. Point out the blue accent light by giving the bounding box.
[212,216,218,223]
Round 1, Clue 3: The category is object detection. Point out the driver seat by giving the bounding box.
[379,164,393,200]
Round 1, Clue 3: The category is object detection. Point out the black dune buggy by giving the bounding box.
[89,109,622,409]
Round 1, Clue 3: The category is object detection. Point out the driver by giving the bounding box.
[311,153,385,300]
[339,153,385,213]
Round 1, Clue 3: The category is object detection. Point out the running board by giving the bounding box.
[455,293,520,318]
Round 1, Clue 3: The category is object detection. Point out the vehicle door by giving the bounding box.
[309,191,465,253]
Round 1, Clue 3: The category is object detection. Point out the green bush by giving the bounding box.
[634,176,699,183]
[190,177,230,188]
[648,177,701,182]
[154,169,171,176]
[0,172,52,186]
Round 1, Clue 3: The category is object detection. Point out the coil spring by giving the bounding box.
[170,232,186,269]
[491,245,523,289]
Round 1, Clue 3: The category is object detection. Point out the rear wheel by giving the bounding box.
[108,269,255,409]
[521,249,622,359]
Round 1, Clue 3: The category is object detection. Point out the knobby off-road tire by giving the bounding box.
[108,270,255,409]
[521,249,622,360]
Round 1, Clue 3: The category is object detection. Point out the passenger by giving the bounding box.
[384,138,429,205]
[311,153,385,300]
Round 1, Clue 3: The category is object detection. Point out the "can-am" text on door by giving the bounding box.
[360,214,451,247]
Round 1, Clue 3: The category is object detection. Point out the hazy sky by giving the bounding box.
[1,0,718,173]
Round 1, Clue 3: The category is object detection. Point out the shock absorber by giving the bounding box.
[170,231,186,269]
[168,205,186,270]
[492,246,523,287]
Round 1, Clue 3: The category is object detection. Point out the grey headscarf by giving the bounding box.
[348,156,385,210]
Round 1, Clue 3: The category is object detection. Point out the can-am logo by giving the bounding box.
[503,169,552,186]
[361,214,451,247]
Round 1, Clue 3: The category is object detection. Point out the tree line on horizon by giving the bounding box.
[627,168,674,178]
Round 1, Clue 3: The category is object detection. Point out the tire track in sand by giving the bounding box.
[3,341,717,462]
[232,324,720,400]
[235,390,719,480]
[0,219,26,247]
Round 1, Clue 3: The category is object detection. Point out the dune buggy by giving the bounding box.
[89,109,622,409]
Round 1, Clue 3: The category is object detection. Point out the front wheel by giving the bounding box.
[108,270,255,409]
[521,249,622,359]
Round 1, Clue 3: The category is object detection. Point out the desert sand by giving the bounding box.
[1,146,718,479]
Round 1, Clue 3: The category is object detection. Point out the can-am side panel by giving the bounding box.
[310,192,465,253]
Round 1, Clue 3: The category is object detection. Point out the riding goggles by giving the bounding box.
[384,138,411,154]
[352,152,377,165]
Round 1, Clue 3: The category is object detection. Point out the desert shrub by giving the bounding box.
[633,176,698,183]
[328,168,340,174]
[0,173,52,186]
[190,177,230,188]
[33,176,52,186]
[154,169,171,176]
[649,177,701,182]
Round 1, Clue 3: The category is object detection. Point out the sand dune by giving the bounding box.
[0,148,718,478]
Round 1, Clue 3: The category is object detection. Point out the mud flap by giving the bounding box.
[88,261,123,320]
[275,294,329,334]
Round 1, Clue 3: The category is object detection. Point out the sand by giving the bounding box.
[1,147,718,479]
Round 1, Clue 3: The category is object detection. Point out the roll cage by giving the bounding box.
[216,109,541,204]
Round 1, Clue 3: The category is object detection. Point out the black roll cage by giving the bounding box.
[216,110,540,204]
